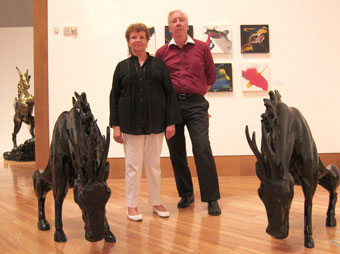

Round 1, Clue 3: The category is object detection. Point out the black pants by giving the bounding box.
[166,94,220,202]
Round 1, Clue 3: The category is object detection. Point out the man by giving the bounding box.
[156,9,221,216]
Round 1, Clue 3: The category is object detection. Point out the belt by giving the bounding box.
[176,93,197,100]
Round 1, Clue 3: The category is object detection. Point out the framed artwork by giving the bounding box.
[240,25,269,53]
[241,63,270,91]
[202,25,232,54]
[165,25,193,44]
[147,26,156,55]
[209,63,233,92]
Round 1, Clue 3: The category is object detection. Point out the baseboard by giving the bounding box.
[107,153,340,179]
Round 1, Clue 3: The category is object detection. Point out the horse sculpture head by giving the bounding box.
[16,66,31,89]
[70,122,111,242]
[245,90,295,239]
[16,66,33,102]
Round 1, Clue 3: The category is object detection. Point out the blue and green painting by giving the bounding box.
[209,63,233,92]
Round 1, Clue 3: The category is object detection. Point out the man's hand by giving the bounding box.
[166,124,176,140]
[113,126,124,144]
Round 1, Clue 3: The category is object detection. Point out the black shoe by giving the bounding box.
[177,194,194,208]
[208,201,221,216]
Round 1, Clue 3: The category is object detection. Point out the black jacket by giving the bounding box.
[109,54,181,135]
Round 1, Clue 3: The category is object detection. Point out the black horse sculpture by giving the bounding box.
[32,92,115,243]
[245,90,339,248]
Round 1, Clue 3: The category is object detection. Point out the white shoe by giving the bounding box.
[127,211,143,221]
[153,207,170,218]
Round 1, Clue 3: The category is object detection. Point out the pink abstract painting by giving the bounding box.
[241,63,270,91]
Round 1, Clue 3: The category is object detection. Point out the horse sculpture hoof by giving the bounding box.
[304,236,314,248]
[105,231,116,243]
[38,219,50,231]
[326,216,337,227]
[54,230,67,242]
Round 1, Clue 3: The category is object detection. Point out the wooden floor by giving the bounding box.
[0,159,339,254]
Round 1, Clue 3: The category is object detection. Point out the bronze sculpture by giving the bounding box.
[3,67,35,161]
[32,92,115,243]
[13,66,35,148]
[245,90,339,248]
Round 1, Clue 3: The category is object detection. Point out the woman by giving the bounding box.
[109,23,181,221]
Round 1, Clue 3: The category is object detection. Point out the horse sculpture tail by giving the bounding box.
[327,164,340,181]
[318,159,339,190]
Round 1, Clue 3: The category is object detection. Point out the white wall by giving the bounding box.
[45,0,340,158]
[0,27,34,154]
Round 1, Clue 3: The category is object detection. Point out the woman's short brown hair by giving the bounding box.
[125,23,150,41]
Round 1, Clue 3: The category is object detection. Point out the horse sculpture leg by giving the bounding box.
[318,164,339,227]
[52,160,70,242]
[28,115,35,139]
[301,191,315,248]
[326,193,338,226]
[54,195,68,242]
[303,198,314,248]
[104,216,116,242]
[300,169,317,249]
[33,168,52,230]
[12,117,22,148]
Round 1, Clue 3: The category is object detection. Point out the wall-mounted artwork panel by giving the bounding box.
[241,63,270,91]
[203,25,232,54]
[165,25,193,44]
[209,63,233,92]
[147,26,156,55]
[240,25,269,53]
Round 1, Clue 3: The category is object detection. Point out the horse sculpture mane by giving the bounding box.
[33,92,115,243]
[246,90,339,248]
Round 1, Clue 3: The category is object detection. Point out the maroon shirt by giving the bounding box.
[156,38,216,95]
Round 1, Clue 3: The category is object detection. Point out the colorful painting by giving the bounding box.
[241,63,270,91]
[165,25,193,44]
[147,26,156,55]
[209,63,233,92]
[240,25,269,53]
[203,25,232,54]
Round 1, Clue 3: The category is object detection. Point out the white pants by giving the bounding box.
[123,133,164,208]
